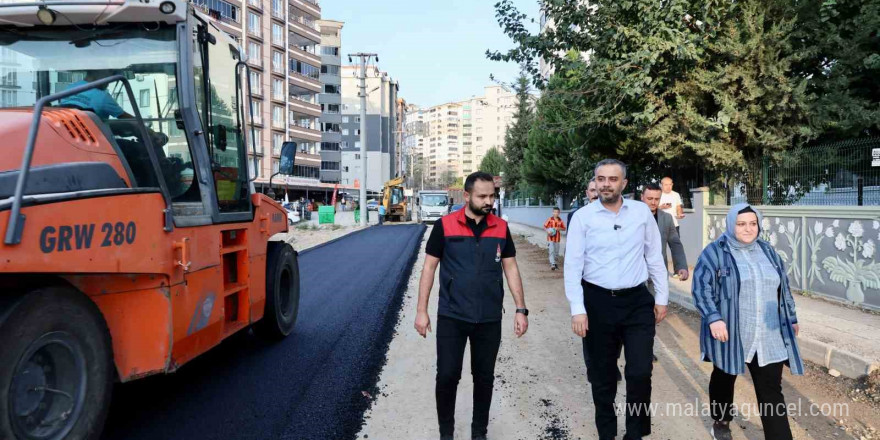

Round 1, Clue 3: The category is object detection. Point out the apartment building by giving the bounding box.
[192,0,325,196]
[317,19,343,184]
[407,85,518,186]
[339,65,399,194]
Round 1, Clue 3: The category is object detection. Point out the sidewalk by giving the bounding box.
[510,222,880,379]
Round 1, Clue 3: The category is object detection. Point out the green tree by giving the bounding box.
[790,0,880,142]
[438,170,457,189]
[479,148,505,175]
[489,0,816,202]
[502,68,534,191]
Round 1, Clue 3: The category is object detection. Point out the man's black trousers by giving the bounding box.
[584,282,655,440]
[436,315,502,437]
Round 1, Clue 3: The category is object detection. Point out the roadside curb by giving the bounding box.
[667,284,878,379]
[296,225,373,254]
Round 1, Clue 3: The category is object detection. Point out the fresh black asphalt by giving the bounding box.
[101,224,426,440]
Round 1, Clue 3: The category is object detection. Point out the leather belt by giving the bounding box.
[582,280,645,297]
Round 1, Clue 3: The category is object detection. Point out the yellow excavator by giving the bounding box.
[381,176,408,222]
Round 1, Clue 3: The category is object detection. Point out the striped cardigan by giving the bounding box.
[692,234,804,375]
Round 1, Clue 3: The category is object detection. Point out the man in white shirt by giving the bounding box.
[659,177,685,233]
[564,159,669,440]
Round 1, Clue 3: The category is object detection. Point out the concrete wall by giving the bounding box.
[503,206,572,230]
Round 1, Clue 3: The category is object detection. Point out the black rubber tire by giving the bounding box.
[0,286,114,440]
[254,242,300,340]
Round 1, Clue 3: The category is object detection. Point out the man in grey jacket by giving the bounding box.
[642,183,688,279]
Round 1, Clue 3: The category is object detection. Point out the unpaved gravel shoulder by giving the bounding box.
[275,223,367,252]
[358,229,880,440]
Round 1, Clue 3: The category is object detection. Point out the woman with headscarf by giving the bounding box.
[692,203,803,440]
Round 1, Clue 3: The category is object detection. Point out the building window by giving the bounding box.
[193,0,238,22]
[272,78,284,100]
[320,65,340,74]
[249,71,261,93]
[272,105,284,128]
[271,23,284,45]
[320,142,340,151]
[342,129,349,136]
[320,46,339,56]
[272,51,284,74]
[247,12,261,37]
[250,100,262,123]
[323,84,339,94]
[322,123,340,133]
[138,89,150,107]
[342,116,349,123]
[248,127,263,154]
[321,161,340,170]
[247,41,260,63]
[272,159,279,174]
[271,0,283,16]
[289,60,320,79]
[293,165,319,179]
[272,133,284,155]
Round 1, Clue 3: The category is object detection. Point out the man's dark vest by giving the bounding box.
[438,209,508,323]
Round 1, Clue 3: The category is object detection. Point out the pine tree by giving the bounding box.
[479,148,505,175]
[502,68,533,191]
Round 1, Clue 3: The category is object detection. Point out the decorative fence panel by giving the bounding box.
[705,206,880,310]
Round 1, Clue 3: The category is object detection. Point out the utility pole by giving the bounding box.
[349,52,377,226]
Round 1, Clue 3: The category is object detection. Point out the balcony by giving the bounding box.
[288,15,320,44]
[290,0,320,17]
[288,71,321,93]
[288,44,321,67]
[289,124,322,142]
[288,97,321,117]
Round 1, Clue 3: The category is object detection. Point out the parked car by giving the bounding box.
[449,204,464,213]
[366,200,379,211]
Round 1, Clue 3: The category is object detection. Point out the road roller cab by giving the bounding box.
[0,2,301,439]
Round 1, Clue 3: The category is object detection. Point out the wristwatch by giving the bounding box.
[515,308,529,316]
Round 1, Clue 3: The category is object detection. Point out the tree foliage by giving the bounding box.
[479,147,505,175]
[487,0,880,200]
[502,69,534,190]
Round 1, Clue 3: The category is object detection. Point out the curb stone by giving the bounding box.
[667,284,878,380]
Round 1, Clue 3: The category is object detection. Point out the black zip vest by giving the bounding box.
[437,210,508,323]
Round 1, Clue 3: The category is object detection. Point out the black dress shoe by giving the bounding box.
[440,435,453,440]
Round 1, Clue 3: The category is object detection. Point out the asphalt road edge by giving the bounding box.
[298,225,374,255]
[346,224,427,438]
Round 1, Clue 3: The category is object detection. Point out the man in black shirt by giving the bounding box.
[415,172,528,440]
